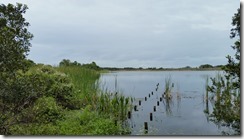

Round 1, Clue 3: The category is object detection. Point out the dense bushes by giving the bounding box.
[1,64,131,135]
[0,3,130,135]
[0,65,74,134]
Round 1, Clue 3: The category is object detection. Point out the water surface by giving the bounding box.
[99,70,232,135]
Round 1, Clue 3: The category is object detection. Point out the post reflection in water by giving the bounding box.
[100,71,238,135]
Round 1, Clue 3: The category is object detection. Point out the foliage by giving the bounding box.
[199,64,213,69]
[0,65,74,134]
[56,66,100,109]
[59,59,100,71]
[224,8,240,89]
[207,74,240,134]
[32,97,63,123]
[59,59,81,67]
[0,3,33,73]
[97,92,132,121]
[10,106,129,135]
[82,61,100,71]
[207,8,241,135]
[164,75,173,99]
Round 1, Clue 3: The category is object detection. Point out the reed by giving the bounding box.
[205,75,209,101]
[56,66,100,108]
[164,75,173,99]
[97,91,132,121]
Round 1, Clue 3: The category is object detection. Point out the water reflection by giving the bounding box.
[162,98,173,116]
[99,71,238,135]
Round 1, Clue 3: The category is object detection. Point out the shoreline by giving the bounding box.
[101,68,223,72]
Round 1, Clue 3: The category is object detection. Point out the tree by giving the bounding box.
[224,8,240,88]
[59,59,72,67]
[199,64,213,69]
[0,3,33,73]
[0,3,34,134]
[207,7,241,135]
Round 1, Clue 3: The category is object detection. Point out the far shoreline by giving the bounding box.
[101,67,223,72]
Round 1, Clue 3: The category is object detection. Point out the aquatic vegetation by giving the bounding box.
[56,66,100,109]
[207,72,240,134]
[163,75,174,99]
[97,91,133,122]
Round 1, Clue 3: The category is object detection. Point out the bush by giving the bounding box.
[0,65,74,134]
[32,97,63,123]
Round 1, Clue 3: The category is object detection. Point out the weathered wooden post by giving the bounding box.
[144,122,148,134]
[134,105,137,111]
[151,91,153,95]
[154,106,156,112]
[160,97,162,101]
[145,97,147,101]
[128,111,131,119]
[139,100,141,105]
[157,101,159,106]
[150,113,153,121]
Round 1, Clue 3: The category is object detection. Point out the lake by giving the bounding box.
[99,70,235,135]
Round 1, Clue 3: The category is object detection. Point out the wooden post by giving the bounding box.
[154,106,156,112]
[157,101,159,106]
[128,111,131,119]
[150,113,153,121]
[151,91,153,95]
[160,97,162,101]
[149,94,150,98]
[144,122,148,134]
[145,97,147,101]
[139,100,141,105]
[134,105,137,111]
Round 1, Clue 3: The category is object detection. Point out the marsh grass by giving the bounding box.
[56,66,100,108]
[55,66,132,134]
[97,91,133,121]
[164,75,173,99]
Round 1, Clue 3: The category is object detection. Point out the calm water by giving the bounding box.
[99,70,234,135]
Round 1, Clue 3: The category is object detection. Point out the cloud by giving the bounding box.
[1,0,240,68]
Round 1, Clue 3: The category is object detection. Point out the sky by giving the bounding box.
[1,0,240,68]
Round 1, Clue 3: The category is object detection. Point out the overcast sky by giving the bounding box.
[2,0,240,68]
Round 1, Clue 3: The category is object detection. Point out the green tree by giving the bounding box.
[0,3,34,134]
[207,7,241,135]
[0,3,33,73]
[199,64,213,69]
[224,8,240,88]
[59,59,82,67]
[59,59,72,67]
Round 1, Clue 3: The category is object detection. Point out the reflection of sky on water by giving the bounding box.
[99,71,229,135]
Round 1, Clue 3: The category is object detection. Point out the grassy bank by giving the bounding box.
[6,65,131,135]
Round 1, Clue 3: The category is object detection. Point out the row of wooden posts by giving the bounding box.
[126,83,164,133]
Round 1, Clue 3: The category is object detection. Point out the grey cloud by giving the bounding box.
[1,0,240,68]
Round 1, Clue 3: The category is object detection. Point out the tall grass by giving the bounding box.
[56,66,100,108]
[97,91,132,121]
[56,66,132,124]
[164,75,173,99]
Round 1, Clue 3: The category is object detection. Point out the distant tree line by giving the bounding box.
[101,64,224,71]
[59,59,100,71]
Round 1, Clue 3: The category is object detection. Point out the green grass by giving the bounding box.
[164,75,173,99]
[56,66,132,134]
[56,66,100,108]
